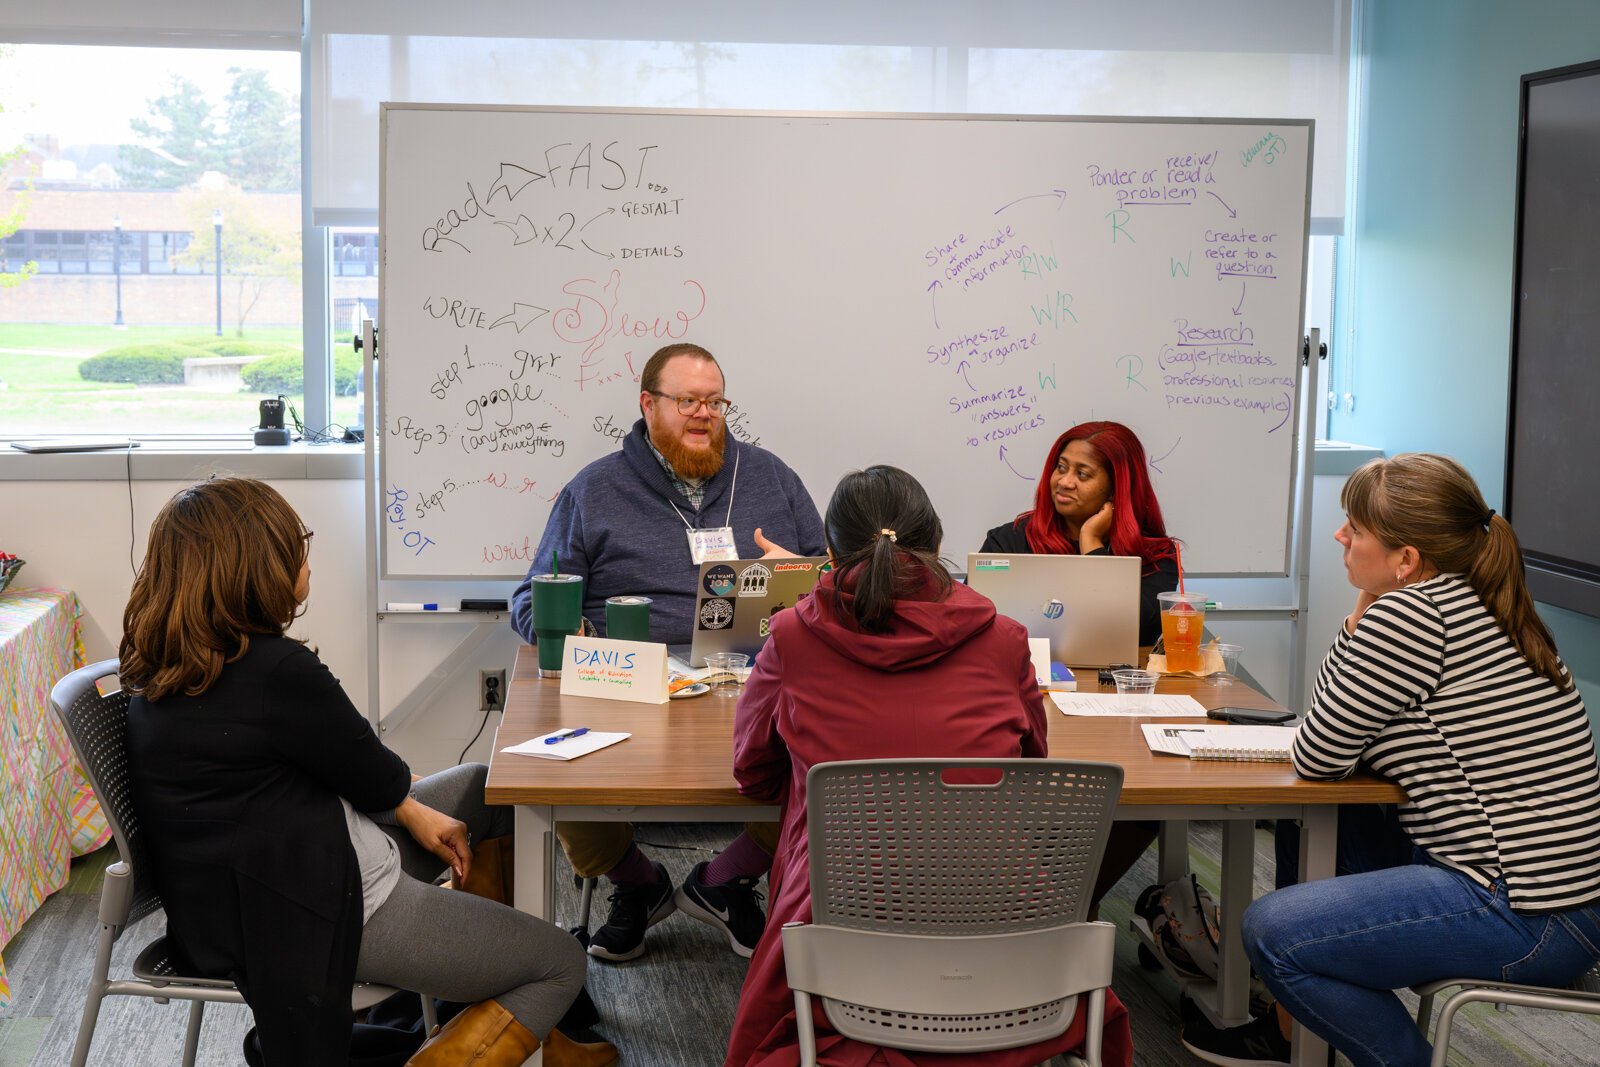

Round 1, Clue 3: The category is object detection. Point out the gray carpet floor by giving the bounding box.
[3,823,1598,1066]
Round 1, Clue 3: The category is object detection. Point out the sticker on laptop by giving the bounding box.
[703,564,737,597]
[698,597,735,630]
[735,563,771,597]
[972,558,1010,571]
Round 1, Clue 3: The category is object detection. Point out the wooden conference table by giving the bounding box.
[487,645,1402,1067]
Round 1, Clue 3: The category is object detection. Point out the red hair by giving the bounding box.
[1022,421,1178,571]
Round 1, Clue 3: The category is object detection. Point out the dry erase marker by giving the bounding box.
[386,602,438,611]
[545,727,590,745]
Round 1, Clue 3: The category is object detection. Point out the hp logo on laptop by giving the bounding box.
[1041,599,1065,620]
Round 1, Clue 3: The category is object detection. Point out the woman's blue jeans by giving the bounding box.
[1242,860,1600,1067]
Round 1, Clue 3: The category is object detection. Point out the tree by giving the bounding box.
[119,77,219,189]
[0,47,36,289]
[0,177,33,289]
[173,187,300,336]
[119,68,298,191]
[217,67,300,192]
[639,42,735,108]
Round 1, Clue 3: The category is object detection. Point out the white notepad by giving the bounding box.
[501,730,631,761]
[1141,723,1294,762]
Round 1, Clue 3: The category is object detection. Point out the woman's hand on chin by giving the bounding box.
[1078,502,1115,553]
[1347,589,1382,633]
[396,796,471,882]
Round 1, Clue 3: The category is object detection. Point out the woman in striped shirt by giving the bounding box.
[1230,454,1600,1067]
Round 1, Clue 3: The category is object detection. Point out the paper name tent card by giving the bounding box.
[559,635,669,704]
[1141,723,1294,762]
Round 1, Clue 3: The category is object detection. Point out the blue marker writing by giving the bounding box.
[544,727,590,745]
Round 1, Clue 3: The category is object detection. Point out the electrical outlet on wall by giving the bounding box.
[479,669,507,711]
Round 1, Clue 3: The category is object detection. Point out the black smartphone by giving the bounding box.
[1206,707,1295,726]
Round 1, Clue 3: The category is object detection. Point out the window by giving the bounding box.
[328,227,377,438]
[1,4,1352,441]
[0,43,301,435]
[333,232,377,277]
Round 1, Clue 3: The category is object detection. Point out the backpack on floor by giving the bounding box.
[1134,874,1222,982]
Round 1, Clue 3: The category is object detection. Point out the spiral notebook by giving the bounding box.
[1142,723,1294,762]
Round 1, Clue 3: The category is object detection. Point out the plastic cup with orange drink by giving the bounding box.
[1158,591,1208,673]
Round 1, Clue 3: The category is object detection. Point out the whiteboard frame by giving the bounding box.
[375,103,1313,581]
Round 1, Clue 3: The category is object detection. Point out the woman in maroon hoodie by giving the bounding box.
[723,465,1134,1067]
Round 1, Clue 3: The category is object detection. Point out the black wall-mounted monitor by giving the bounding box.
[1505,57,1600,618]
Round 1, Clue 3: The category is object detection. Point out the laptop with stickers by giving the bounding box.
[687,556,828,668]
[964,552,1141,668]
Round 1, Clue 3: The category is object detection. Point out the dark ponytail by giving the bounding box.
[824,465,950,633]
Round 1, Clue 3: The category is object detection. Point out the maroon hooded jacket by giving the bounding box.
[724,569,1134,1067]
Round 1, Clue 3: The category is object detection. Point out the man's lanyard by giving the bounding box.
[671,450,740,563]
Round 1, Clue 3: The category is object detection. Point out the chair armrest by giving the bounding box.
[100,861,135,926]
[780,920,1115,1017]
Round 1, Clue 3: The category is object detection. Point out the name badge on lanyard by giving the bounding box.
[688,526,739,564]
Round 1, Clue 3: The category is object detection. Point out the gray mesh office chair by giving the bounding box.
[1414,962,1600,1067]
[781,758,1124,1067]
[51,659,431,1067]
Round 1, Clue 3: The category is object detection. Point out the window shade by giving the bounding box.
[310,0,1350,230]
[0,0,300,48]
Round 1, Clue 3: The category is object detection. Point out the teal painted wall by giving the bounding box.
[1333,2,1600,716]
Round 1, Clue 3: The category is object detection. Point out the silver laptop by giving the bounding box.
[965,552,1141,668]
[10,438,140,453]
[688,556,828,667]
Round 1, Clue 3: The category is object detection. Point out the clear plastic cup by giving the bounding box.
[1112,668,1159,711]
[703,652,750,696]
[1212,643,1244,686]
[1157,591,1208,673]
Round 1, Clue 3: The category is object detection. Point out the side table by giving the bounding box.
[0,588,110,1009]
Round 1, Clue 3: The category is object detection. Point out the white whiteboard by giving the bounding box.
[378,105,1311,579]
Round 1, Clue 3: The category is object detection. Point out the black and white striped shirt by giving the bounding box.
[1294,574,1600,911]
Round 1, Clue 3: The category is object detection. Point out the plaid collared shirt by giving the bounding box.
[648,437,707,511]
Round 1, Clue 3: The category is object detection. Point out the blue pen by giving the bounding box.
[544,727,590,745]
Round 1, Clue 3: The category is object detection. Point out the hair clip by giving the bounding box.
[879,529,897,542]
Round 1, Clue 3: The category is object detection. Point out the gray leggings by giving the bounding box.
[354,763,588,1038]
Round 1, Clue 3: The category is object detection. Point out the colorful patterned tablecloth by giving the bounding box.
[0,588,108,1011]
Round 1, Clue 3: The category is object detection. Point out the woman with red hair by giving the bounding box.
[982,420,1180,645]
[983,422,1182,915]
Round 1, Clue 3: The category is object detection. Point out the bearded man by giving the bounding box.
[510,341,824,963]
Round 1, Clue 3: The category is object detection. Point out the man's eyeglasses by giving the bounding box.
[648,391,731,417]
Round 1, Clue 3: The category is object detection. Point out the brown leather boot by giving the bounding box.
[407,1000,539,1065]
[543,1026,619,1067]
[451,835,515,905]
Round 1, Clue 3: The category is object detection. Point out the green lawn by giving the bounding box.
[0,325,360,436]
